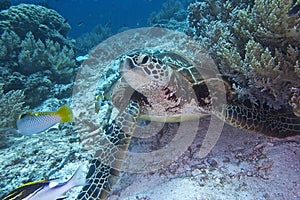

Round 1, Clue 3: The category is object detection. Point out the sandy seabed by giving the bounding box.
[1,116,299,200]
[108,118,300,200]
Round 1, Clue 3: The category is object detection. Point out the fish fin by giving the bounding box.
[55,105,73,123]
[68,165,86,187]
[19,180,50,187]
[3,180,49,200]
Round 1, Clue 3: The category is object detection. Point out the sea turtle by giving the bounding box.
[101,49,300,138]
[76,49,300,200]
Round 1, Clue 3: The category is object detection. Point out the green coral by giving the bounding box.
[188,0,300,112]
[252,0,300,48]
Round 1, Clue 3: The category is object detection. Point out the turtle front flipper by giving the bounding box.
[217,103,300,138]
[77,101,140,200]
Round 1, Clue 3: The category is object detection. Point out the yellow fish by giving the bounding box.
[16,105,73,135]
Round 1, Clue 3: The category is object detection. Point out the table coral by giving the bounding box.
[188,0,300,113]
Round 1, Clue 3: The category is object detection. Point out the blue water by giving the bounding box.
[11,0,165,38]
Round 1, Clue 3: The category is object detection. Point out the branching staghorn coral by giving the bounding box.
[252,0,300,49]
[18,32,75,83]
[0,3,76,76]
[188,0,300,113]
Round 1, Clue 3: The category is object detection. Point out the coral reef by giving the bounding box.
[0,111,88,198]
[0,85,28,129]
[0,4,72,46]
[187,0,300,113]
[17,32,75,80]
[148,0,188,31]
[75,25,111,56]
[0,0,11,11]
[290,87,300,116]
[0,4,76,107]
[0,84,28,149]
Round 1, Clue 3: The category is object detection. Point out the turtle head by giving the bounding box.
[120,52,171,92]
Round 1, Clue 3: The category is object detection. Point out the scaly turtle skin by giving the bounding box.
[77,101,140,199]
[77,49,300,200]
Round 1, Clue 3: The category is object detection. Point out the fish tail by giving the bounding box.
[68,165,86,187]
[55,105,73,122]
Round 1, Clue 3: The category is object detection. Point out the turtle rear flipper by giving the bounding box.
[77,101,140,200]
[219,104,300,138]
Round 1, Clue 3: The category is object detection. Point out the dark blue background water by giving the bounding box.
[11,0,164,38]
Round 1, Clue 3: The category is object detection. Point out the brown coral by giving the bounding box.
[188,0,300,111]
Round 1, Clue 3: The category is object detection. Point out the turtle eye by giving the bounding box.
[141,55,149,64]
